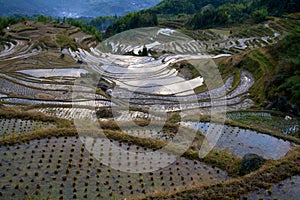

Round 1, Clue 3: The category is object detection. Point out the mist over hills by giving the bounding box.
[0,0,163,17]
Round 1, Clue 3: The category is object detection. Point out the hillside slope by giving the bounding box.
[218,27,300,111]
[148,0,300,16]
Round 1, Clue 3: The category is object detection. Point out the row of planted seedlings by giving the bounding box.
[0,133,231,199]
[0,107,71,138]
[226,111,272,120]
[5,108,292,199]
[0,113,243,199]
[0,118,53,137]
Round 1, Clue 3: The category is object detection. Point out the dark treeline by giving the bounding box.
[1,0,299,40]
[149,0,300,16]
[149,0,245,15]
[104,11,158,38]
[260,0,300,16]
[104,0,300,35]
[188,0,300,29]
[187,2,264,29]
[154,0,300,29]
[90,16,118,32]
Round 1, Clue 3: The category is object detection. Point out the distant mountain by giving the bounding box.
[0,0,51,17]
[0,0,163,17]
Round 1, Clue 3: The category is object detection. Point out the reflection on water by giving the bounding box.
[18,68,88,78]
[182,121,293,160]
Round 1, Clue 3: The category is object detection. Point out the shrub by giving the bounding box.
[239,153,265,175]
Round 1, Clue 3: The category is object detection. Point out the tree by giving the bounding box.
[141,45,148,56]
[251,8,268,24]
[56,17,60,24]
[0,17,16,35]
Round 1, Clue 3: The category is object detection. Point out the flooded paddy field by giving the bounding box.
[0,19,299,200]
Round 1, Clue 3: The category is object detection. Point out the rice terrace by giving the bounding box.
[0,0,300,199]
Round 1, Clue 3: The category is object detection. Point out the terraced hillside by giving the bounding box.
[0,18,299,200]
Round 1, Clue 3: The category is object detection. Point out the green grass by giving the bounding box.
[222,50,272,105]
[227,111,300,136]
[252,50,273,72]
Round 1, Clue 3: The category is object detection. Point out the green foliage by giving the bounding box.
[149,0,242,15]
[150,0,300,17]
[189,5,239,28]
[258,0,300,16]
[277,27,300,65]
[105,11,158,37]
[36,15,53,24]
[239,153,265,175]
[0,18,10,35]
[277,76,300,105]
[265,28,300,107]
[90,16,117,31]
[236,55,261,79]
[0,17,20,35]
[251,8,268,24]
[149,0,298,29]
[150,0,196,14]
[187,2,267,29]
